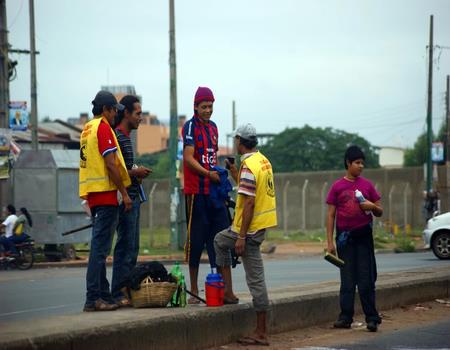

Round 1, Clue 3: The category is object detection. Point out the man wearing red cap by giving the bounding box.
[182,87,234,303]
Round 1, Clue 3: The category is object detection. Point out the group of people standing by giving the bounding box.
[78,85,384,345]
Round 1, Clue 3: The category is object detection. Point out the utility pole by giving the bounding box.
[168,0,179,250]
[232,100,236,153]
[446,75,449,164]
[0,0,9,129]
[426,15,433,193]
[29,0,38,150]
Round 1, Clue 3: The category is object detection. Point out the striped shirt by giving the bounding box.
[237,152,257,197]
[115,126,139,198]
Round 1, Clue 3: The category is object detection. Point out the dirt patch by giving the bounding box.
[209,299,450,350]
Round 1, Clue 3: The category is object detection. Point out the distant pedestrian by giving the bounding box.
[0,204,18,256]
[79,90,131,312]
[215,124,277,346]
[111,95,151,306]
[182,86,230,303]
[326,145,383,332]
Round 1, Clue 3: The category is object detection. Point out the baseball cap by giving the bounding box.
[194,86,215,104]
[233,123,257,140]
[91,90,125,111]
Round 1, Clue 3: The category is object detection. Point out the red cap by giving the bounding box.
[194,86,215,105]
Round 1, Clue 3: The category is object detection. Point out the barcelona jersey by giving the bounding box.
[182,116,219,194]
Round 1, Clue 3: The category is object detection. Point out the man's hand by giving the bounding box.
[359,200,375,211]
[235,238,246,256]
[122,193,132,212]
[225,159,238,183]
[209,171,221,183]
[133,166,152,179]
[327,242,336,255]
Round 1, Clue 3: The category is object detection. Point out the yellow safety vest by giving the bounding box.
[232,151,277,234]
[79,116,130,199]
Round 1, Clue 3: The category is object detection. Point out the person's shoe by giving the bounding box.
[367,321,378,332]
[333,319,352,329]
[83,299,119,312]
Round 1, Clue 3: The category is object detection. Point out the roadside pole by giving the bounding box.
[0,0,9,129]
[425,15,433,194]
[29,0,38,150]
[168,0,179,250]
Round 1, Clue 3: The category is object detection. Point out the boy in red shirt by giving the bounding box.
[326,145,383,332]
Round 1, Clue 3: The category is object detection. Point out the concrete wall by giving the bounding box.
[139,164,450,232]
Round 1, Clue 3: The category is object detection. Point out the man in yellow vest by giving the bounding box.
[214,123,277,346]
[79,90,132,312]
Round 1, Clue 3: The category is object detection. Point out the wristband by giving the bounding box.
[237,236,246,240]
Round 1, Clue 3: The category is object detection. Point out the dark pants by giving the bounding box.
[85,205,118,305]
[336,224,381,324]
[0,233,29,254]
[111,196,141,299]
[186,194,230,268]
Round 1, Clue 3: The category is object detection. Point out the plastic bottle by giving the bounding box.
[170,262,183,306]
[355,190,370,215]
[179,275,187,307]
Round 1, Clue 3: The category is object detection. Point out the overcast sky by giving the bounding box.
[5,0,450,149]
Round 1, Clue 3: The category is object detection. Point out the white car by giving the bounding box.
[423,212,450,260]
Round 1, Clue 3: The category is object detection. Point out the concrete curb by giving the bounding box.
[0,267,448,350]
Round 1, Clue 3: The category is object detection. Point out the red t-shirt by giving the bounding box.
[326,176,381,231]
[87,120,118,208]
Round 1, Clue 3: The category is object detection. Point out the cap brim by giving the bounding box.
[115,103,125,111]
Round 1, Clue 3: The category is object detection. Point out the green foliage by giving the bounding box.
[136,151,170,179]
[394,238,416,253]
[404,122,447,167]
[260,125,379,172]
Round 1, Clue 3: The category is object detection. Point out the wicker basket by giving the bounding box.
[129,277,177,308]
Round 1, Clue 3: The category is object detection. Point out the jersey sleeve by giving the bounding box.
[183,120,195,147]
[97,122,117,157]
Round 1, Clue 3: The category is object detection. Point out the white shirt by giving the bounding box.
[2,214,18,238]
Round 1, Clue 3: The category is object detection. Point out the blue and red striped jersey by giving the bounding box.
[182,116,219,194]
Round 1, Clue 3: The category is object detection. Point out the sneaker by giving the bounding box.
[367,321,378,332]
[83,299,119,312]
[333,319,352,329]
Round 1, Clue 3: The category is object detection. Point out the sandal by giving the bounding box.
[224,297,239,304]
[237,336,269,346]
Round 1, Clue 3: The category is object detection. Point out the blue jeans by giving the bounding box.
[85,205,118,305]
[336,224,381,324]
[0,233,29,254]
[111,196,141,299]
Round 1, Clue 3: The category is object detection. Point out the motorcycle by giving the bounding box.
[0,239,35,270]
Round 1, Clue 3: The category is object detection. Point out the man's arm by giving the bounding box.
[360,200,383,217]
[183,145,220,183]
[235,195,255,256]
[326,205,337,254]
[104,152,132,211]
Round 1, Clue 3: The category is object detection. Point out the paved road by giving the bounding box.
[293,319,450,349]
[0,251,448,322]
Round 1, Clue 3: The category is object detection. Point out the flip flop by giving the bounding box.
[188,296,200,305]
[237,336,269,346]
[224,297,239,305]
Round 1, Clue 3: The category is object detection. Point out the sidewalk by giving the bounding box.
[0,266,448,350]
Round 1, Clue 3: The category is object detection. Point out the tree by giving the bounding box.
[136,151,170,179]
[404,122,446,167]
[260,125,379,172]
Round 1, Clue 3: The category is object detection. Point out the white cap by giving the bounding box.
[233,123,257,140]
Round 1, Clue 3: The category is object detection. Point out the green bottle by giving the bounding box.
[170,262,182,306]
[179,275,187,307]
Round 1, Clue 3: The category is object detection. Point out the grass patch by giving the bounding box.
[394,238,416,253]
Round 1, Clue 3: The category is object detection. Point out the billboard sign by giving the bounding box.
[9,101,29,131]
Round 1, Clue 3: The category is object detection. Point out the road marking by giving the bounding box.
[0,303,80,317]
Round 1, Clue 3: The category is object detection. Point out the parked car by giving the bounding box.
[423,212,450,260]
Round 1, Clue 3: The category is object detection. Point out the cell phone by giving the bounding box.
[225,156,235,170]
